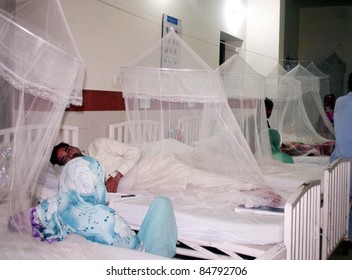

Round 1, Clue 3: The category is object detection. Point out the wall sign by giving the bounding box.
[161,14,182,68]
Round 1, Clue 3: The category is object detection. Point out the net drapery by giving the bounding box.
[285,64,334,141]
[306,62,330,101]
[0,0,85,248]
[265,64,334,148]
[217,50,335,159]
[121,30,265,188]
[216,53,272,165]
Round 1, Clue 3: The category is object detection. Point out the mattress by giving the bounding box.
[108,193,285,246]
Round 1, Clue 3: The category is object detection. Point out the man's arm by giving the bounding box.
[105,170,123,193]
[88,137,141,192]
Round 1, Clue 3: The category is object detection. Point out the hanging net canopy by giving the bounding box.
[305,62,335,138]
[317,52,346,98]
[265,64,334,156]
[119,30,281,206]
[0,0,85,256]
[306,62,330,101]
[285,64,335,141]
[216,52,272,165]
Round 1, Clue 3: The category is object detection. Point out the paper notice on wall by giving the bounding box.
[161,14,182,68]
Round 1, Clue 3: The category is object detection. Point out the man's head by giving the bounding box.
[264,98,274,119]
[50,142,83,166]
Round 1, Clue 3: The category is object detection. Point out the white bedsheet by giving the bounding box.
[108,193,284,246]
[293,156,330,166]
[110,159,325,246]
[263,161,325,194]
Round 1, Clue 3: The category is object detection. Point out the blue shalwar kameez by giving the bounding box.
[31,156,177,258]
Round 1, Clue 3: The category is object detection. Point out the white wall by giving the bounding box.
[245,0,282,76]
[59,0,281,147]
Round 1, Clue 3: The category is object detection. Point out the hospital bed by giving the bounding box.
[107,121,350,260]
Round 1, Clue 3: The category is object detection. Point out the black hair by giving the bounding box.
[50,142,70,166]
[264,97,273,109]
[348,72,352,92]
[323,94,336,108]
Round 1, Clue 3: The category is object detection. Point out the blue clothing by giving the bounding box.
[330,92,352,163]
[330,92,352,240]
[32,156,177,258]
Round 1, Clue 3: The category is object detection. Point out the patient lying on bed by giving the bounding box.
[51,138,282,209]
[30,155,178,258]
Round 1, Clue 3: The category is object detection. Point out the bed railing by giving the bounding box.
[0,125,79,147]
[177,116,200,145]
[109,120,162,143]
[176,180,323,260]
[321,157,351,260]
[109,117,202,145]
[284,179,321,260]
[59,125,79,146]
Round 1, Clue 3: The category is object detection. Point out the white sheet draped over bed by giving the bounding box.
[110,139,283,209]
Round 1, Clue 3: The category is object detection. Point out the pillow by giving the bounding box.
[35,164,60,200]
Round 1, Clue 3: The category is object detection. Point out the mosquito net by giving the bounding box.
[120,30,276,205]
[0,0,84,250]
[216,52,272,165]
[306,62,330,101]
[317,52,346,98]
[265,64,335,156]
[285,64,335,141]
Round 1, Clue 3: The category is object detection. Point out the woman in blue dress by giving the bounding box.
[31,155,178,258]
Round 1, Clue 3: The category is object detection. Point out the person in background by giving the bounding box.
[264,98,292,158]
[330,72,352,251]
[315,93,336,139]
[323,93,336,126]
[268,128,294,164]
[264,97,274,128]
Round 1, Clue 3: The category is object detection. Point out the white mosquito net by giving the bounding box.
[286,65,334,140]
[216,52,272,165]
[265,64,335,156]
[0,0,84,251]
[317,52,346,98]
[306,62,330,101]
[120,30,278,206]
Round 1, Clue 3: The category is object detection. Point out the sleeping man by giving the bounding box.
[31,146,178,258]
[50,137,283,209]
[50,137,141,193]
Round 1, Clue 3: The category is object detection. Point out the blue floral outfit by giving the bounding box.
[31,156,177,258]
